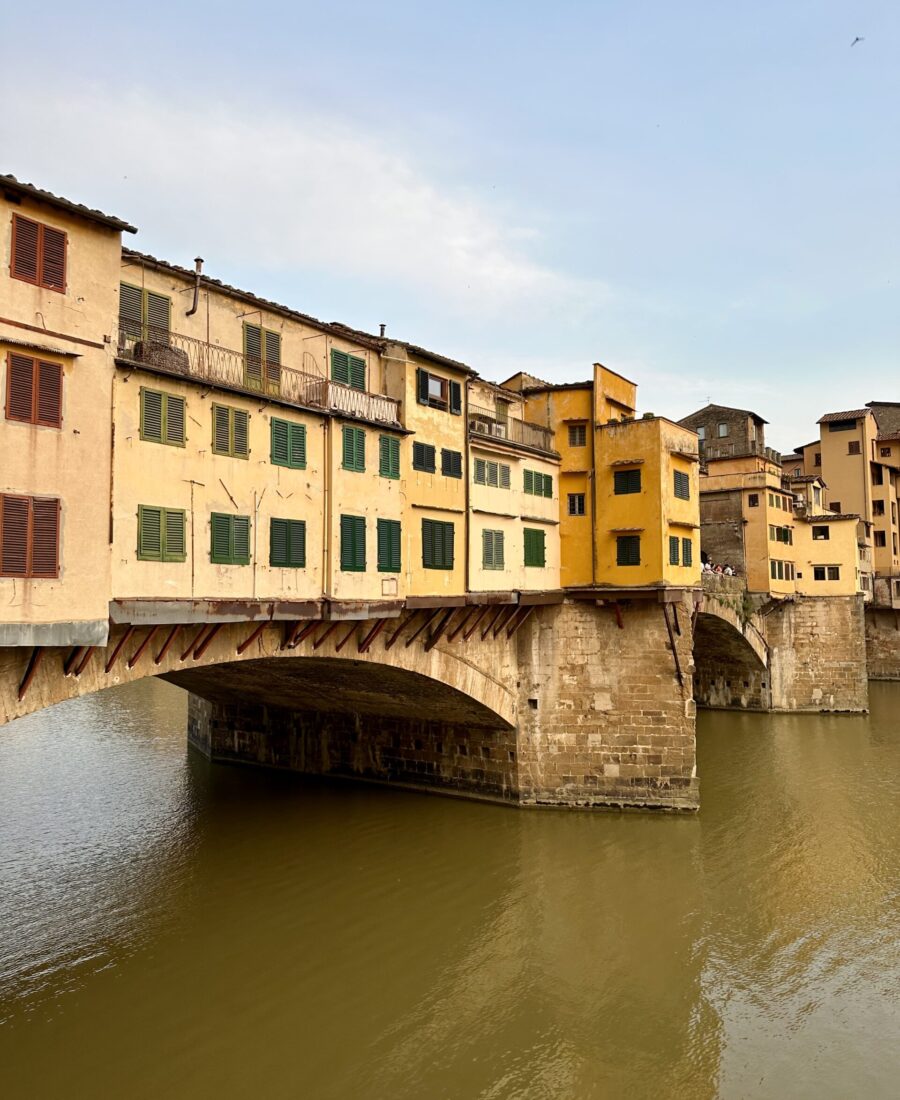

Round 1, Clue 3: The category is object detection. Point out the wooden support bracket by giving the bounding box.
[358,618,388,653]
[507,606,535,639]
[312,621,340,651]
[287,620,320,650]
[237,621,269,656]
[105,627,135,674]
[613,602,624,630]
[127,625,159,669]
[74,646,95,677]
[662,604,684,687]
[154,625,181,665]
[384,611,414,651]
[63,647,84,676]
[492,605,518,639]
[193,622,223,660]
[445,608,474,644]
[405,609,441,648]
[17,647,44,701]
[462,606,489,642]
[335,622,360,653]
[181,625,209,662]
[480,607,505,641]
[424,608,454,652]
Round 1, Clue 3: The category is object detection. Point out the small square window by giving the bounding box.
[748,493,759,507]
[827,566,840,581]
[848,440,861,455]
[717,422,729,438]
[567,493,586,516]
[568,423,587,447]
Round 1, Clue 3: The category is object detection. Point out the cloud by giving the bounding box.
[0,84,606,322]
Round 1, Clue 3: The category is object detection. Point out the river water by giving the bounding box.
[1,679,898,1099]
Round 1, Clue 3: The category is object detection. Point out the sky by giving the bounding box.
[1,0,897,452]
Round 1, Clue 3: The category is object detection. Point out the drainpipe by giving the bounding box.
[322,418,332,600]
[463,377,471,595]
[185,257,204,316]
[590,388,598,586]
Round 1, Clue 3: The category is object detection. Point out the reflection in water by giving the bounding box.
[0,679,898,1099]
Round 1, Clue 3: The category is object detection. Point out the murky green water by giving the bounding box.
[1,680,898,1099]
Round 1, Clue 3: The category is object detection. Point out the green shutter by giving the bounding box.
[141,388,163,442]
[422,519,435,568]
[542,473,553,498]
[270,517,289,566]
[355,428,365,471]
[524,469,534,494]
[119,282,143,337]
[416,368,429,405]
[423,520,454,569]
[289,520,306,567]
[614,469,641,494]
[270,518,304,567]
[483,529,505,570]
[682,537,693,567]
[380,435,399,479]
[164,509,186,561]
[474,458,486,484]
[232,410,249,458]
[164,395,185,445]
[137,505,163,560]
[486,461,499,487]
[616,535,640,566]
[232,516,251,564]
[669,536,680,565]
[213,405,231,454]
[377,518,401,572]
[449,380,462,415]
[340,514,366,571]
[289,423,306,468]
[499,464,511,490]
[674,470,690,500]
[331,348,350,384]
[244,322,263,388]
[348,355,365,391]
[210,513,232,563]
[271,417,290,466]
[342,427,365,471]
[524,528,546,567]
[145,291,171,339]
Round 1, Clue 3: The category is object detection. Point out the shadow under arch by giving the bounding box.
[693,612,771,710]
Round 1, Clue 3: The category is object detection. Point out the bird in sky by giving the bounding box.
[851,36,865,46]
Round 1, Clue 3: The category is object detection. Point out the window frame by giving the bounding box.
[330,348,366,391]
[567,492,586,516]
[5,352,63,429]
[568,423,587,447]
[441,448,462,479]
[137,505,187,562]
[270,417,306,469]
[0,493,60,578]
[376,518,402,573]
[269,517,307,568]
[209,512,251,565]
[11,213,67,293]
[340,514,367,572]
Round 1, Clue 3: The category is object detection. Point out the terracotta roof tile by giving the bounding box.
[1,173,136,233]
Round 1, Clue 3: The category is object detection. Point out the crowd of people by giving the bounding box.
[701,559,737,576]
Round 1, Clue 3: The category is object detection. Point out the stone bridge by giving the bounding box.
[0,594,699,812]
[694,575,868,712]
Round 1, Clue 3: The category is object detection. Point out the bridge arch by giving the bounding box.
[693,598,770,710]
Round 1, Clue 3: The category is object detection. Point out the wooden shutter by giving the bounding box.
[422,519,435,568]
[264,330,282,389]
[354,428,365,471]
[482,529,494,569]
[669,536,680,565]
[271,418,290,466]
[348,355,365,391]
[41,226,66,291]
[377,519,400,572]
[614,469,641,494]
[436,521,454,568]
[416,368,429,405]
[524,469,534,494]
[474,458,486,484]
[138,506,163,560]
[289,520,306,567]
[340,514,365,571]
[210,513,232,562]
[289,423,306,468]
[449,380,462,415]
[232,516,250,563]
[244,323,263,387]
[682,538,692,567]
[119,282,143,336]
[270,518,289,566]
[146,292,170,341]
[616,536,640,566]
[499,464,510,489]
[0,495,30,575]
[486,462,498,488]
[6,354,35,422]
[495,530,504,568]
[36,360,63,427]
[524,528,545,567]
[30,497,60,577]
[232,409,249,457]
[11,215,39,284]
[342,427,356,469]
[164,395,185,444]
[165,510,186,560]
[379,435,399,478]
[142,389,164,442]
[542,474,553,499]
[331,348,350,384]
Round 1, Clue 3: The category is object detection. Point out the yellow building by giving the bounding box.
[0,176,135,645]
[508,364,700,593]
[466,379,560,594]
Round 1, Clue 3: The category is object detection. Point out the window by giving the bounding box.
[873,500,885,517]
[379,435,400,479]
[848,440,861,455]
[211,404,249,458]
[813,566,826,581]
[828,419,856,432]
[422,519,454,569]
[330,348,365,391]
[881,447,892,458]
[827,566,840,581]
[271,418,306,468]
[813,487,821,506]
[875,531,887,548]
[717,422,729,438]
[524,469,553,497]
[474,458,510,487]
[673,470,690,500]
[0,494,59,578]
[830,502,841,513]
[441,448,462,478]
[137,506,186,562]
[613,469,641,495]
[269,518,306,568]
[340,514,366,571]
[616,535,640,566]
[524,528,546,567]
[814,452,821,466]
[568,423,587,447]
[682,537,693,567]
[568,492,586,516]
[412,441,436,473]
[872,465,884,486]
[244,323,281,392]
[768,493,775,508]
[482,529,505,570]
[5,353,62,428]
[376,518,401,572]
[210,512,250,565]
[119,283,171,341]
[748,493,759,507]
[416,369,461,414]
[669,535,680,565]
[140,388,185,446]
[11,214,66,292]
[812,526,830,540]
[342,426,366,472]
[696,426,706,441]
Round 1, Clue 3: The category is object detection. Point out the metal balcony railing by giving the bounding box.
[468,405,555,453]
[116,324,401,426]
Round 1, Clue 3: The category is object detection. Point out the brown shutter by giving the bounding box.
[0,494,30,576]
[6,353,35,422]
[40,226,67,292]
[37,360,63,427]
[11,215,39,284]
[31,498,60,577]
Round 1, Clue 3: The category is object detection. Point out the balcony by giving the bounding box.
[699,439,780,463]
[468,405,555,454]
[116,324,401,427]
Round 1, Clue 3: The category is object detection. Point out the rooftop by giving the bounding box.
[806,513,861,522]
[817,409,871,424]
[1,173,137,234]
[679,402,768,425]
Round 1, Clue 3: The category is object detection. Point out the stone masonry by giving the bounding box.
[865,607,900,681]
